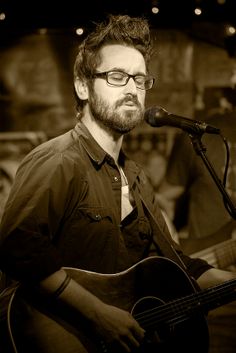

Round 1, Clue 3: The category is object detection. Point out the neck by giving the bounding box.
[81,114,123,163]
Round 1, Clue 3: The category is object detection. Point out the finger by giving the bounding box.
[120,340,131,352]
[124,329,144,349]
[132,325,145,341]
[128,334,140,348]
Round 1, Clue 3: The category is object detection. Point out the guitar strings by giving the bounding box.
[136,279,236,327]
[135,279,236,328]
[132,278,236,330]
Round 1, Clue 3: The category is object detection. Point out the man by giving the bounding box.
[0,14,236,353]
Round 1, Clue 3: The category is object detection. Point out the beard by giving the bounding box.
[89,90,145,134]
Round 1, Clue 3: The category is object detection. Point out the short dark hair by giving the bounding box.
[74,14,152,79]
[73,14,153,115]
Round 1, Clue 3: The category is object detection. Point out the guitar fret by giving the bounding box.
[192,238,236,270]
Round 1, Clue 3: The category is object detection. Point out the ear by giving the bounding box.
[74,78,89,100]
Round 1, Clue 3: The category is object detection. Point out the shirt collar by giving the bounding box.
[74,121,107,166]
[73,120,140,185]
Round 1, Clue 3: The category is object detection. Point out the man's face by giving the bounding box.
[88,44,147,134]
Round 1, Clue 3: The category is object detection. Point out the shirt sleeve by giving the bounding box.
[0,147,81,283]
[177,250,213,279]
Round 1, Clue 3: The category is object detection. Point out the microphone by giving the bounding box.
[144,106,221,135]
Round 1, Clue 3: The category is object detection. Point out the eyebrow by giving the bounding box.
[107,67,147,76]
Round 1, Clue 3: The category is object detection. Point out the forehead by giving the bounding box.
[97,44,146,73]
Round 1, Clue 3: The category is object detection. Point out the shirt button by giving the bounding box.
[114,176,119,182]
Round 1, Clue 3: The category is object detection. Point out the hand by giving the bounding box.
[94,303,145,352]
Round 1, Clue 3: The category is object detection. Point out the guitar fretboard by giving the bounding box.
[191,238,236,270]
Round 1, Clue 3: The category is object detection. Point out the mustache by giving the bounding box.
[115,95,140,107]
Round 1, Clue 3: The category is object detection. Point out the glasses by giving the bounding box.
[91,70,155,90]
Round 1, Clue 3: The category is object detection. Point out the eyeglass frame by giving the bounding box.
[91,70,155,90]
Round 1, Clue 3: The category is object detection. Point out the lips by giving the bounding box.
[124,102,137,106]
[116,97,140,109]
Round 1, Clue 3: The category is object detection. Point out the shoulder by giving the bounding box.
[15,129,87,182]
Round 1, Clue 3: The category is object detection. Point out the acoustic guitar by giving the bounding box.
[4,255,236,353]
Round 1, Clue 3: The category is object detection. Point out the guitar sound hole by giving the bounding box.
[132,296,173,352]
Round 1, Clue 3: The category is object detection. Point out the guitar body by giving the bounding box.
[5,256,209,353]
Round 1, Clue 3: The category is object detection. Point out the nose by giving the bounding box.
[124,76,138,94]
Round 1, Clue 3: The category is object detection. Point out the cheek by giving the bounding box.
[138,91,146,105]
[93,81,118,103]
[93,80,146,107]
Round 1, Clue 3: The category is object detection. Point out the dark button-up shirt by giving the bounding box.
[0,122,212,283]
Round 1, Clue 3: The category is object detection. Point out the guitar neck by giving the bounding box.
[183,278,236,314]
[139,278,236,330]
[192,238,236,269]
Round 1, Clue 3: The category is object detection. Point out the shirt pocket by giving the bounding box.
[58,207,119,272]
[77,207,113,223]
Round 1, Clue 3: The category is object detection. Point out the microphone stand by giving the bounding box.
[188,132,236,220]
